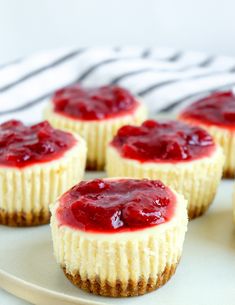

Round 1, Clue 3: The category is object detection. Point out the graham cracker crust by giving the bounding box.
[86,161,104,171]
[223,170,235,179]
[62,262,178,297]
[0,209,50,227]
[188,204,210,220]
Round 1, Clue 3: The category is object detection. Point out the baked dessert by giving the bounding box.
[179,91,235,178]
[0,120,86,227]
[50,178,188,297]
[106,120,224,219]
[233,184,235,223]
[44,84,147,170]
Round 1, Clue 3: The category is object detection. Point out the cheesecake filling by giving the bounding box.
[180,91,235,131]
[0,120,76,168]
[56,179,176,233]
[110,120,215,163]
[52,84,139,121]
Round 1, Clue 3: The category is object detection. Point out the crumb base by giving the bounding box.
[188,204,210,220]
[223,170,235,179]
[62,262,178,297]
[0,209,50,227]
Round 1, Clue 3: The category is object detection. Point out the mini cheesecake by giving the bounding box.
[44,84,147,170]
[233,184,235,223]
[179,91,235,178]
[50,178,188,297]
[106,120,224,219]
[0,120,86,227]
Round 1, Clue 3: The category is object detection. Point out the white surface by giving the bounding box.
[0,0,235,64]
[0,175,235,305]
[0,289,30,305]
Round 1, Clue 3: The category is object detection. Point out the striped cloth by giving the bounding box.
[1,46,235,124]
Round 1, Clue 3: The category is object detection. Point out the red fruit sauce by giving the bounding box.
[52,84,138,121]
[180,91,235,131]
[0,120,76,168]
[56,179,176,233]
[111,120,215,163]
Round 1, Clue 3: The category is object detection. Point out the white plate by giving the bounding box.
[0,172,235,305]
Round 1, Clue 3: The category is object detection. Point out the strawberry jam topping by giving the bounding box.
[52,84,138,120]
[56,179,176,233]
[180,91,235,130]
[111,120,215,163]
[0,120,76,168]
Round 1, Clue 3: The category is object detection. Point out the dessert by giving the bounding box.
[0,120,87,226]
[233,184,235,223]
[106,120,224,219]
[44,84,147,170]
[50,178,188,297]
[179,91,235,178]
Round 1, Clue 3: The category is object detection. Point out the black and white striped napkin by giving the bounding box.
[1,46,235,124]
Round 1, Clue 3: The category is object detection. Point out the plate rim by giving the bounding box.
[0,267,113,305]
